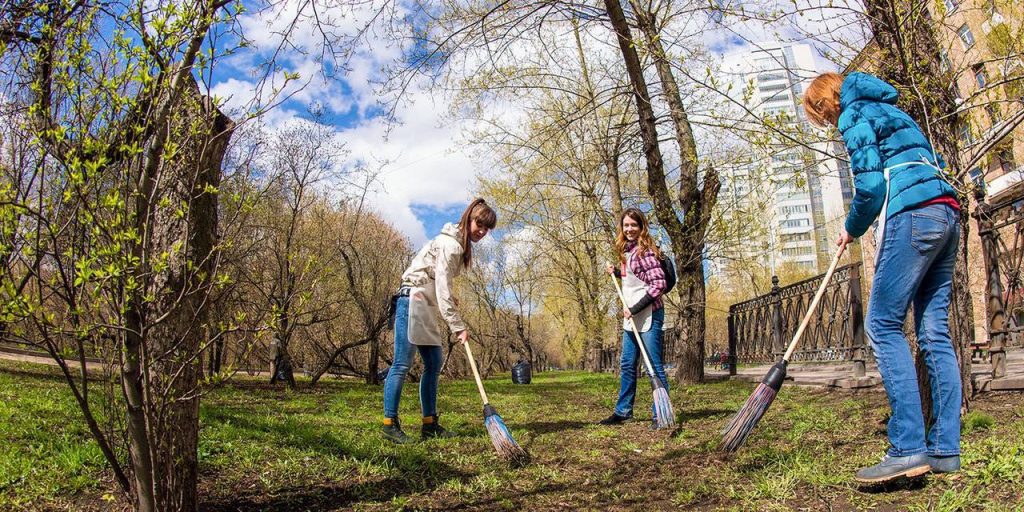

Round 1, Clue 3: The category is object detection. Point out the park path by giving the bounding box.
[0,346,106,372]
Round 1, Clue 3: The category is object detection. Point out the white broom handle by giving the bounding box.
[782,243,847,362]
[462,339,490,405]
[610,272,658,378]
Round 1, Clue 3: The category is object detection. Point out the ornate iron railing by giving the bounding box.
[974,187,1024,378]
[727,262,868,376]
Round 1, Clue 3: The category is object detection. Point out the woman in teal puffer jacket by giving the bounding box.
[804,72,962,484]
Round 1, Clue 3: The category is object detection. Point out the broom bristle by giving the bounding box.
[719,382,778,453]
[652,385,675,429]
[484,412,530,465]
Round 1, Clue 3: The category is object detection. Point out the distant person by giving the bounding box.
[804,72,961,483]
[599,208,670,429]
[382,198,497,443]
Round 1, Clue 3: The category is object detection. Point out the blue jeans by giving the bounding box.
[868,203,961,457]
[614,308,669,420]
[383,296,443,418]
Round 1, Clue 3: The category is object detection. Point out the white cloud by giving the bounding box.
[342,89,484,246]
[206,1,490,247]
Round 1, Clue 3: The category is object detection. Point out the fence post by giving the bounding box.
[849,263,866,378]
[975,191,1007,379]
[770,275,783,358]
[727,307,737,376]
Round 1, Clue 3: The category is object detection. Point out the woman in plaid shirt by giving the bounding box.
[600,207,670,428]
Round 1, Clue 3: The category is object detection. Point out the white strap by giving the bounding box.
[873,157,945,264]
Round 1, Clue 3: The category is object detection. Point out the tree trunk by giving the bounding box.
[271,312,297,387]
[123,74,234,511]
[367,334,381,384]
[571,16,624,220]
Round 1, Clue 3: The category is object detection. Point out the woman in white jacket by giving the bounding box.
[382,198,497,443]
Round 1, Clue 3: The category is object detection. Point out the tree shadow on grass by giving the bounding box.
[517,420,592,435]
[678,408,735,422]
[200,472,467,512]
[198,408,475,511]
[0,362,78,381]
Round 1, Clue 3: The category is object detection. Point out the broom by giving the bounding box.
[462,340,530,465]
[719,243,847,453]
[610,273,676,429]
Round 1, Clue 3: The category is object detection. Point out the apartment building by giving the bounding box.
[718,43,855,274]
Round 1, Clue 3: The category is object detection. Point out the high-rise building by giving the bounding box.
[718,43,854,274]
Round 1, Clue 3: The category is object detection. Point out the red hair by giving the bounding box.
[803,72,844,127]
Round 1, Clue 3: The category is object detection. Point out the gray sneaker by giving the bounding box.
[855,453,931,483]
[927,454,961,474]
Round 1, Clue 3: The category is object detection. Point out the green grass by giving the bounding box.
[1,359,1023,511]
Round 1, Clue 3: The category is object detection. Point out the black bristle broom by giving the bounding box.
[720,244,846,453]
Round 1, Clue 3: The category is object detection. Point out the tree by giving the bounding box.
[0,0,396,508]
[0,0,237,504]
[309,200,411,385]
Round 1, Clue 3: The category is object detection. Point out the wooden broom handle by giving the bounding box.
[462,339,490,405]
[609,272,658,378]
[782,244,847,362]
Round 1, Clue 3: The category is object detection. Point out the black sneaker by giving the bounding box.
[421,416,456,439]
[382,418,414,444]
[599,413,631,425]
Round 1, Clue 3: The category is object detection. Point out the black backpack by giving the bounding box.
[660,254,677,294]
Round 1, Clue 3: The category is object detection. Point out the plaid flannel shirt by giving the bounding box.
[621,241,666,311]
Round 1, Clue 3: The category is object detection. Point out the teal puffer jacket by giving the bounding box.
[838,72,957,237]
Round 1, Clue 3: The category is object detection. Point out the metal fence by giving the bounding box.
[727,262,869,377]
[974,188,1024,378]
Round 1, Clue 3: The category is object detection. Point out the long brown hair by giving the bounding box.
[803,72,844,127]
[457,198,497,268]
[614,208,662,264]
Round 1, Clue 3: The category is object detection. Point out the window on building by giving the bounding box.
[939,49,952,72]
[756,57,780,71]
[779,218,810,228]
[968,168,985,191]
[987,103,1002,124]
[759,83,787,92]
[957,24,975,50]
[997,148,1016,175]
[781,247,814,256]
[959,122,974,146]
[986,0,1004,22]
[943,0,958,14]
[952,83,963,101]
[973,64,988,88]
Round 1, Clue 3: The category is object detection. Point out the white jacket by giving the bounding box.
[401,223,467,339]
